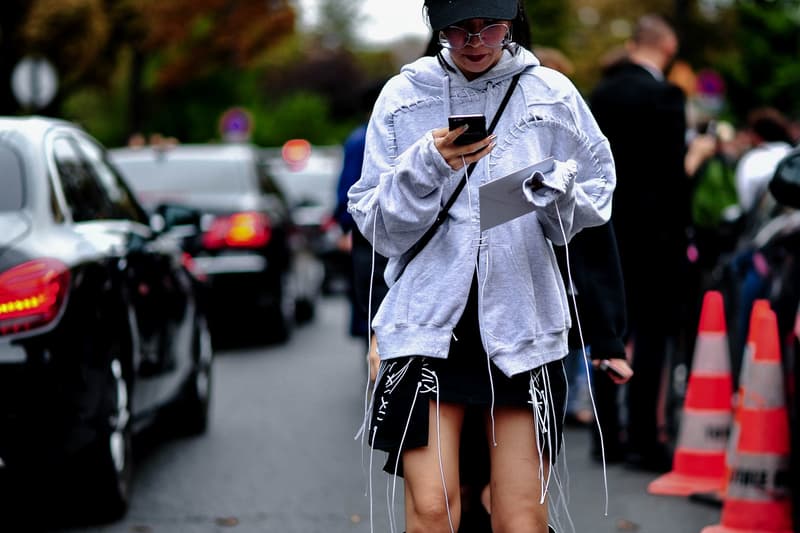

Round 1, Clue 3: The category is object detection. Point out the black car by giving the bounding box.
[0,117,213,521]
[110,144,320,343]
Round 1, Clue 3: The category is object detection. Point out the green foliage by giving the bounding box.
[143,72,243,143]
[251,91,357,147]
[523,0,570,49]
[714,0,800,119]
[691,155,738,228]
[61,87,128,146]
[4,0,799,146]
[316,0,364,48]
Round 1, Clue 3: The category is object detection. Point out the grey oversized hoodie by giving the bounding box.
[348,47,616,377]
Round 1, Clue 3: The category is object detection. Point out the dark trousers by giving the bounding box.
[591,369,624,459]
[626,330,670,456]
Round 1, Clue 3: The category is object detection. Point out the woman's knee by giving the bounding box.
[490,500,548,533]
[406,482,461,532]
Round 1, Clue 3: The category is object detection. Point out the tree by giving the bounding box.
[315,0,364,49]
[124,0,295,89]
[714,0,800,119]
[0,0,113,115]
[102,0,297,142]
[523,0,570,49]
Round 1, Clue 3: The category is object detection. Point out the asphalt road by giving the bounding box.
[55,295,724,533]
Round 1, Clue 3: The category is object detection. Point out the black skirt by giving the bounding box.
[368,277,567,478]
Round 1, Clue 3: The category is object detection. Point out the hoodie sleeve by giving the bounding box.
[493,74,615,246]
[347,92,460,258]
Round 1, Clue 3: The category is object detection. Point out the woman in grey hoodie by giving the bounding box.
[348,1,616,531]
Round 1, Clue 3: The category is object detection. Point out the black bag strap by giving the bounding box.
[401,72,522,267]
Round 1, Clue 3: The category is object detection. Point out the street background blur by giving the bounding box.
[1,0,799,531]
[1,0,797,147]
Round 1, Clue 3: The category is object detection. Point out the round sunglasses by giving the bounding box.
[438,23,511,50]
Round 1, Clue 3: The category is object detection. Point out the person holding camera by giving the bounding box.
[348,2,620,531]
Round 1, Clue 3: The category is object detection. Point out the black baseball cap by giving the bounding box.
[426,0,519,31]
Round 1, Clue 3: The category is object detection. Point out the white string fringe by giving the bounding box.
[357,167,609,533]
[554,201,610,516]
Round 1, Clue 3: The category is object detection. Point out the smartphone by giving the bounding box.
[600,359,628,380]
[449,114,487,146]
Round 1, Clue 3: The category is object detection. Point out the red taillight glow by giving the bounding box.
[0,258,70,336]
[202,212,272,249]
[181,252,207,282]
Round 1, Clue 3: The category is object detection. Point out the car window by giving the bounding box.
[75,136,148,224]
[0,143,24,211]
[53,137,115,222]
[256,158,287,200]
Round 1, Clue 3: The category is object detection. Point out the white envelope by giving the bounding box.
[479,157,555,231]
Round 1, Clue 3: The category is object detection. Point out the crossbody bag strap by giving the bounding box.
[408,71,522,261]
[434,71,522,225]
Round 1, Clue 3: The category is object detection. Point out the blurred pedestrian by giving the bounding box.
[727,107,795,373]
[734,106,794,223]
[529,45,599,429]
[532,41,632,463]
[589,14,690,472]
[686,120,740,257]
[333,80,389,346]
[349,1,616,531]
[678,120,741,368]
[554,219,631,463]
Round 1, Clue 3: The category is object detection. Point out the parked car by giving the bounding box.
[110,143,321,342]
[0,117,214,521]
[264,145,351,295]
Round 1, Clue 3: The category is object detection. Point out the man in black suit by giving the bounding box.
[589,14,690,472]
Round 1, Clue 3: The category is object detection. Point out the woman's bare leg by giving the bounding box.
[402,400,465,533]
[488,406,550,533]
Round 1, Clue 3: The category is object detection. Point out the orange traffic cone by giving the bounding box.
[727,299,774,466]
[648,290,733,496]
[689,299,776,506]
[701,306,793,533]
[695,299,777,506]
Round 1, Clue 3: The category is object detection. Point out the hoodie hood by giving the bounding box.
[399,45,541,92]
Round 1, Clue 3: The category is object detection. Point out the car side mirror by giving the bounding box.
[769,148,800,209]
[153,203,202,232]
[150,213,166,233]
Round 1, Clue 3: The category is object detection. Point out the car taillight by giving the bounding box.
[202,212,272,249]
[0,258,70,336]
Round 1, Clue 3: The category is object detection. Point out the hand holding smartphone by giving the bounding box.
[599,358,633,383]
[448,114,487,146]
